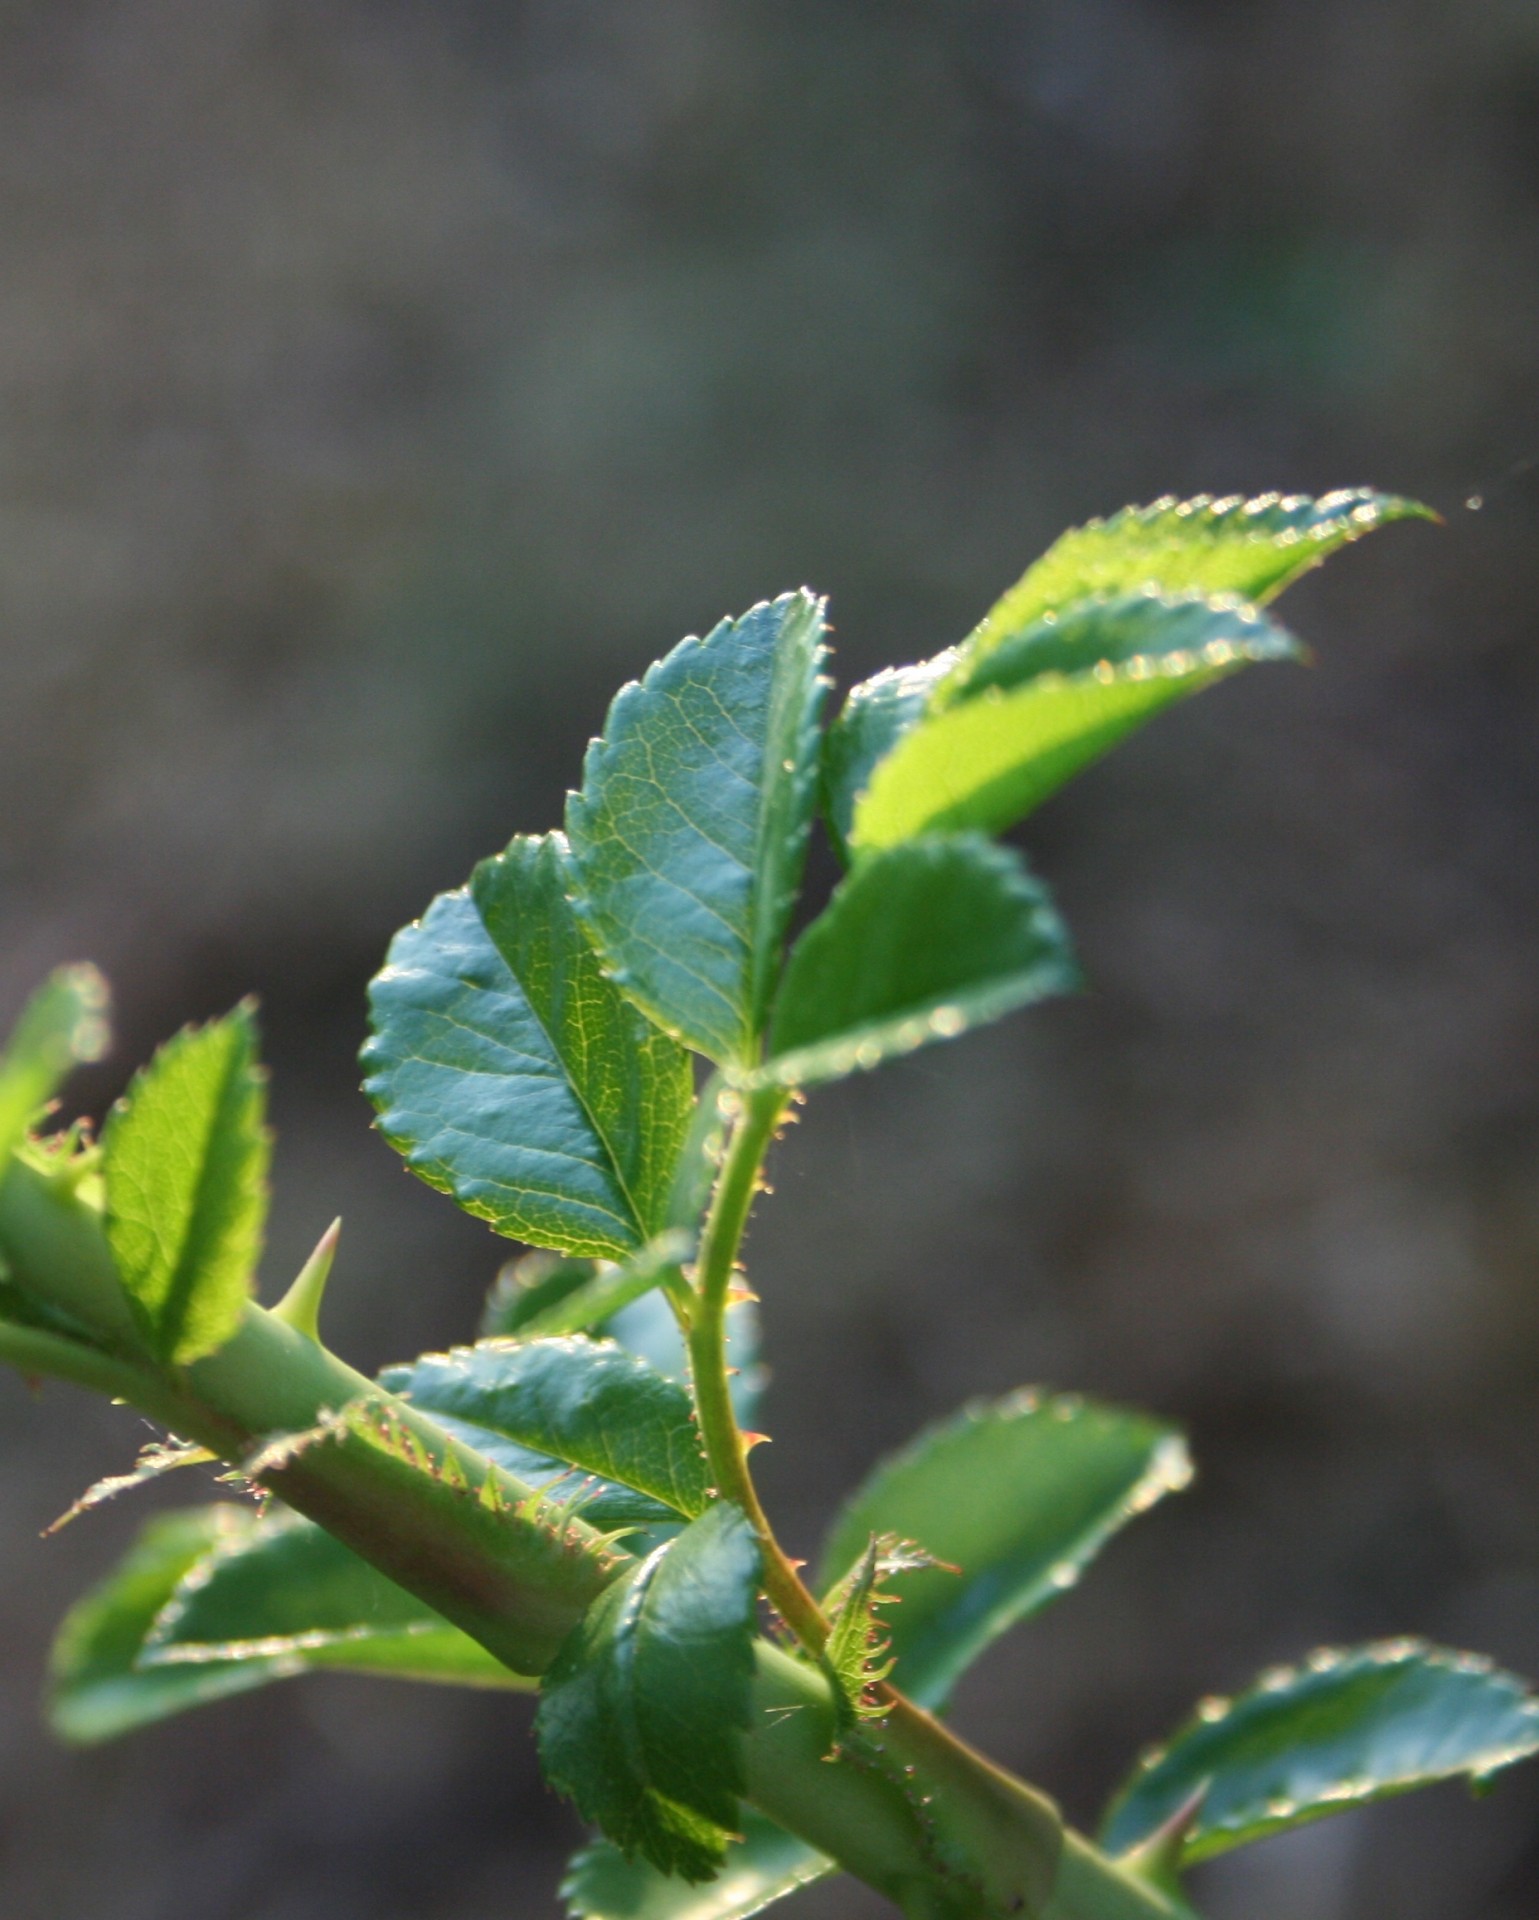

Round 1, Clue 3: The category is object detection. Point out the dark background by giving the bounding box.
[1,4,1537,1916]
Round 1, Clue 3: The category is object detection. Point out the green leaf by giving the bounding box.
[607,1286,765,1432]
[537,1503,762,1881]
[939,588,1300,709]
[483,1249,599,1337]
[818,1390,1192,1711]
[47,1507,284,1744]
[564,1812,834,1920]
[0,965,110,1163]
[363,832,694,1261]
[380,1334,710,1525]
[851,594,1298,852]
[1100,1640,1539,1867]
[483,1253,765,1428]
[759,836,1078,1089]
[821,653,957,863]
[141,1505,532,1691]
[566,593,829,1066]
[510,1237,693,1342]
[102,1004,270,1364]
[958,489,1431,682]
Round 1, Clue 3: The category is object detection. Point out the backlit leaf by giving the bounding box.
[566,593,829,1066]
[537,1503,761,1881]
[759,836,1078,1088]
[141,1505,531,1691]
[47,1508,282,1744]
[1100,1640,1539,1867]
[564,1812,833,1920]
[102,1005,270,1364]
[380,1334,710,1525]
[821,653,956,864]
[852,594,1297,851]
[958,488,1430,684]
[818,1391,1191,1711]
[0,965,110,1164]
[363,832,694,1261]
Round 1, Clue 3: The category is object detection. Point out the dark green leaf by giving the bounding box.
[537,1503,762,1881]
[818,1391,1192,1710]
[760,837,1078,1088]
[142,1506,531,1691]
[566,593,829,1066]
[381,1334,710,1525]
[102,1005,270,1364]
[564,1812,834,1920]
[822,653,956,864]
[363,832,694,1261]
[851,594,1297,852]
[957,489,1430,684]
[483,1253,764,1428]
[0,965,110,1163]
[1100,1640,1539,1867]
[47,1507,283,1744]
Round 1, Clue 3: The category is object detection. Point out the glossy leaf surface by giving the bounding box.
[819,1391,1192,1710]
[958,489,1429,683]
[852,595,1296,851]
[566,593,828,1065]
[821,652,956,863]
[564,1811,833,1920]
[537,1503,761,1881]
[940,587,1299,708]
[143,1506,531,1689]
[1100,1640,1539,1866]
[364,832,694,1260]
[47,1508,284,1744]
[102,1005,270,1364]
[380,1334,709,1524]
[0,965,110,1163]
[761,836,1077,1088]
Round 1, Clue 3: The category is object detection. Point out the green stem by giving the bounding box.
[685,1082,1075,1915]
[686,1082,828,1642]
[0,1155,1190,1918]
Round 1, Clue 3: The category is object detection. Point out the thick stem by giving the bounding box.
[0,1161,1191,1918]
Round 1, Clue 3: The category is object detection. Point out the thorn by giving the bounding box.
[1119,1781,1208,1890]
[272,1218,342,1341]
[741,1431,771,1451]
[726,1284,760,1304]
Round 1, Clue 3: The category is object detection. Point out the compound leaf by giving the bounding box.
[363,832,694,1261]
[564,1811,833,1920]
[822,652,957,863]
[566,593,829,1066]
[759,836,1078,1088]
[1101,1640,1539,1867]
[852,594,1297,852]
[102,1005,270,1364]
[380,1334,710,1526]
[0,965,110,1164]
[818,1391,1192,1711]
[537,1503,761,1881]
[141,1505,531,1691]
[47,1507,283,1744]
[959,488,1430,682]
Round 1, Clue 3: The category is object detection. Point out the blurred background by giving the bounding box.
[0,2,1537,1916]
